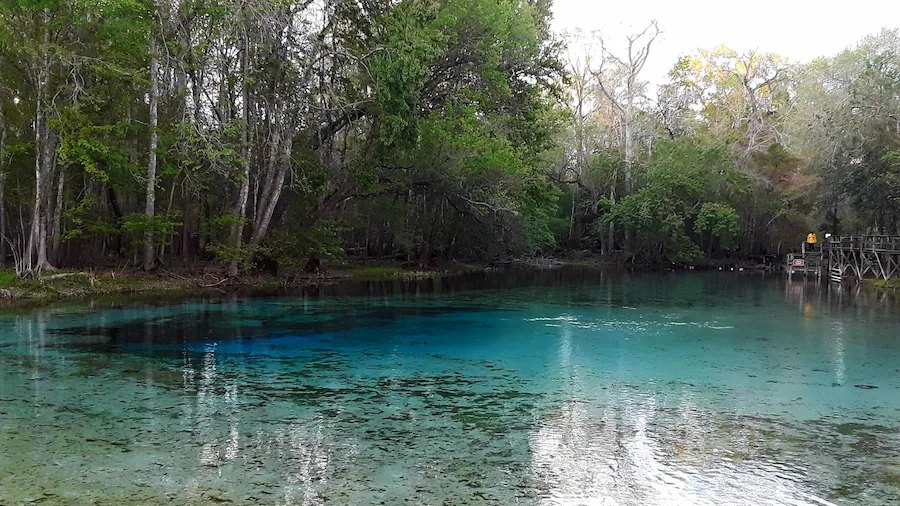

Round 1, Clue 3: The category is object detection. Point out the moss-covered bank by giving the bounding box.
[0,260,490,308]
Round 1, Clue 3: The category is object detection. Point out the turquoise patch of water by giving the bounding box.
[1,270,899,505]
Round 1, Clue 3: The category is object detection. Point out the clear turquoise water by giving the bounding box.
[1,269,899,505]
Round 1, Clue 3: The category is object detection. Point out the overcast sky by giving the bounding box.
[551,0,900,83]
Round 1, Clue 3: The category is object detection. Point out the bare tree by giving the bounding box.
[673,47,789,176]
[593,20,660,249]
[562,32,599,244]
[735,51,788,171]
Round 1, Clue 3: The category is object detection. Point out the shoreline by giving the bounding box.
[3,255,894,310]
[0,261,494,310]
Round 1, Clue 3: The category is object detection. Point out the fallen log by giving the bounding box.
[40,272,84,282]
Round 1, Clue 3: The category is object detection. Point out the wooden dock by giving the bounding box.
[785,235,900,283]
[786,243,823,279]
[825,235,900,283]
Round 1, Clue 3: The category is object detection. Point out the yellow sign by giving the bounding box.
[807,233,817,244]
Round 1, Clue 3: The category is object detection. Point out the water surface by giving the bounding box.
[1,269,899,505]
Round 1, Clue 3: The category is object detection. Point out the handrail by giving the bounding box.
[825,235,900,251]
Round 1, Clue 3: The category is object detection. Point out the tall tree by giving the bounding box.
[560,32,599,245]
[228,25,252,278]
[26,7,56,273]
[144,37,160,270]
[594,21,659,195]
[670,47,790,177]
[0,94,7,266]
[785,29,900,234]
[593,21,659,249]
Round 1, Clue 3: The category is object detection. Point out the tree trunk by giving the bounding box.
[144,42,159,271]
[181,202,192,262]
[158,175,177,263]
[741,78,761,173]
[28,18,56,274]
[253,119,282,230]
[34,128,55,272]
[228,32,252,277]
[623,77,635,251]
[106,185,124,255]
[0,103,7,266]
[832,203,839,236]
[198,194,208,257]
[248,111,294,256]
[569,187,577,245]
[26,64,43,272]
[570,93,585,244]
[51,164,67,264]
[624,87,634,195]
[249,137,291,251]
[607,166,617,252]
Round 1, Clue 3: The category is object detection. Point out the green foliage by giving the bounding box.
[604,138,744,261]
[15,0,897,273]
[165,121,244,183]
[695,202,740,249]
[786,29,900,235]
[204,214,251,265]
[337,0,564,261]
[61,197,117,240]
[57,120,139,183]
[266,222,344,270]
[0,269,17,286]
[121,211,181,247]
[518,177,561,253]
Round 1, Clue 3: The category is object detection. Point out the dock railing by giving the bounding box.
[822,235,900,281]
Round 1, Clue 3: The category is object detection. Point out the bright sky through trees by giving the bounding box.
[552,0,900,83]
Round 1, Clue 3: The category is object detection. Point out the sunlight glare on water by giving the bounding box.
[0,269,898,505]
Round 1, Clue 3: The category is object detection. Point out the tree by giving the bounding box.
[592,21,660,250]
[695,202,740,255]
[669,46,790,177]
[785,29,900,234]
[144,36,159,271]
[0,92,7,266]
[6,0,895,274]
[227,24,252,278]
[563,33,596,243]
[606,137,747,262]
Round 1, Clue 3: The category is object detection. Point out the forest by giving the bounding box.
[0,0,899,277]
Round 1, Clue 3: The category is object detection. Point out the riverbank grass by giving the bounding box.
[0,260,478,304]
[0,268,199,300]
[866,278,900,290]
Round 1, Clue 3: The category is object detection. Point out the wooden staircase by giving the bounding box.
[805,252,823,279]
[829,265,843,283]
[786,244,823,279]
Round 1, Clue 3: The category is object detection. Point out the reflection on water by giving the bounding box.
[1,269,899,505]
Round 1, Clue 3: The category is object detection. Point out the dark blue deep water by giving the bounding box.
[1,269,899,505]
